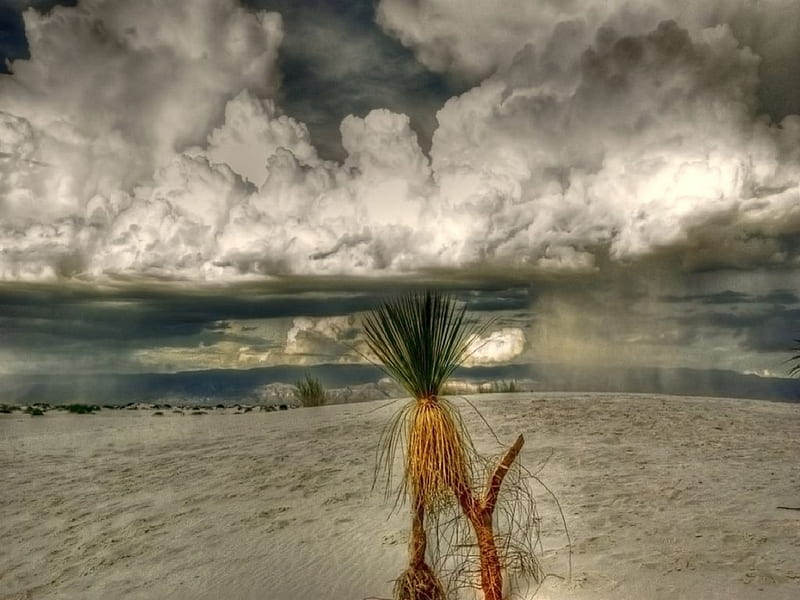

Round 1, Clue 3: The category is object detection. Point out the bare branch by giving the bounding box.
[484,434,524,514]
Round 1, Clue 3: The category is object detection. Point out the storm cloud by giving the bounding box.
[0,0,798,282]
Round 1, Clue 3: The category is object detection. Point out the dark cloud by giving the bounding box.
[0,280,533,331]
[662,290,752,304]
[244,0,464,159]
[672,295,800,355]
[0,1,77,73]
[0,282,375,339]
[456,287,533,313]
[0,280,534,373]
[757,289,800,305]
[741,310,800,354]
[662,288,800,306]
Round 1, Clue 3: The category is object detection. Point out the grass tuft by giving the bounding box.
[479,380,519,394]
[293,374,328,407]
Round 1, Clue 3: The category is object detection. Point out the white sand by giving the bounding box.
[1,393,799,600]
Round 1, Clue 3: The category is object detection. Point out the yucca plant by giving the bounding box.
[363,291,487,511]
[363,291,527,600]
[790,339,800,377]
[363,291,486,599]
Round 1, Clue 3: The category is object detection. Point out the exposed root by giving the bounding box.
[393,563,447,600]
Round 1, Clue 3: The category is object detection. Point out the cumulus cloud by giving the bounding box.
[129,314,362,371]
[1,0,800,282]
[283,315,360,361]
[0,0,282,279]
[1,0,281,194]
[205,90,319,185]
[210,108,438,277]
[279,315,526,368]
[465,327,526,365]
[376,0,800,118]
[427,19,800,270]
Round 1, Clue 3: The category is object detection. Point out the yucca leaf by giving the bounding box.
[789,339,800,376]
[362,290,491,399]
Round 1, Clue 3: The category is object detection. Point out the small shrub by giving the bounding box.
[153,411,164,416]
[440,383,463,396]
[480,380,519,394]
[27,407,45,416]
[293,374,328,407]
[501,379,518,393]
[65,404,100,414]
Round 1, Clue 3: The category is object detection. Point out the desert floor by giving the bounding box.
[2,393,799,599]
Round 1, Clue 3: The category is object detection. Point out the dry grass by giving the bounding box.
[376,396,476,513]
[406,397,474,511]
[293,374,328,407]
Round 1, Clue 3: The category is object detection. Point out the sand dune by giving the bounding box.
[1,393,799,599]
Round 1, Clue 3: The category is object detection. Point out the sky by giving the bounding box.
[1,0,800,400]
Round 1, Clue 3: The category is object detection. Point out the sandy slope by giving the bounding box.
[1,393,799,600]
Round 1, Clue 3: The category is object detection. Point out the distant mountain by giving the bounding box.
[461,363,800,403]
[0,364,384,406]
[0,362,798,406]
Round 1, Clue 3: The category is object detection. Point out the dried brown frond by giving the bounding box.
[406,396,474,512]
[374,396,476,514]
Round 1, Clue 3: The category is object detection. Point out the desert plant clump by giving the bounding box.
[363,290,545,600]
[293,374,328,407]
[65,403,101,414]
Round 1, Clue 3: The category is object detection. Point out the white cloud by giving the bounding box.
[465,327,526,365]
[205,91,319,186]
[1,1,800,283]
[281,315,368,364]
[0,0,282,280]
[428,20,800,269]
[131,314,367,370]
[376,0,800,117]
[1,0,281,195]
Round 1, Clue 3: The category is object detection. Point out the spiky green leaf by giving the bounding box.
[789,339,800,377]
[362,290,491,399]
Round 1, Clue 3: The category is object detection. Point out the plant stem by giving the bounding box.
[453,435,525,600]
